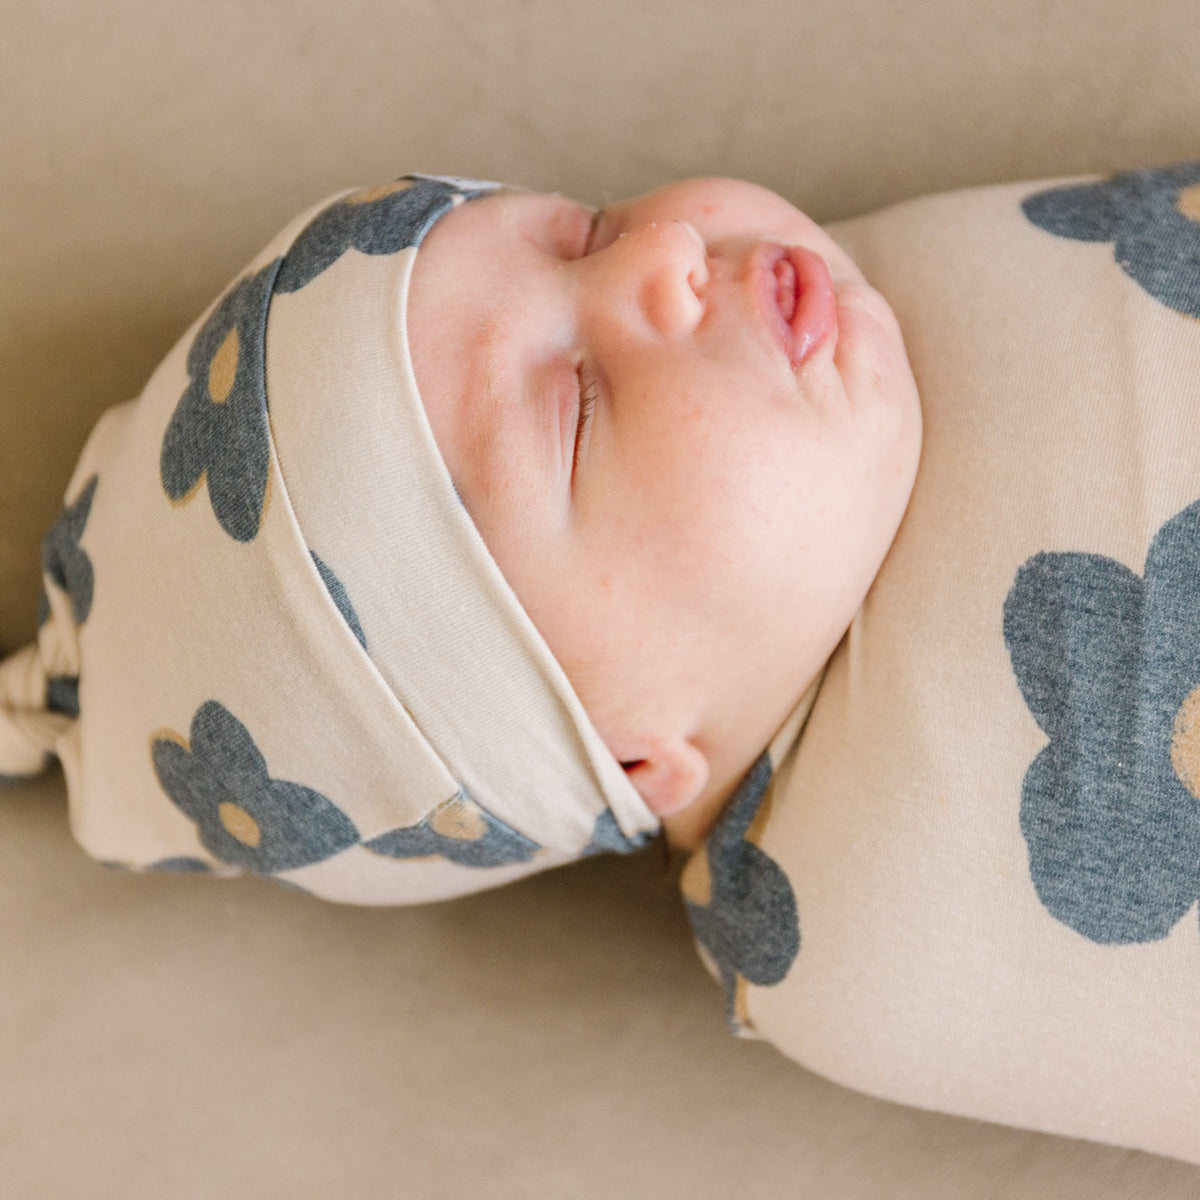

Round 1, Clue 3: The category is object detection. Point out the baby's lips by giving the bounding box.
[757,243,838,369]
[784,245,839,368]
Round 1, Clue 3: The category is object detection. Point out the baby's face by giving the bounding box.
[408,178,921,820]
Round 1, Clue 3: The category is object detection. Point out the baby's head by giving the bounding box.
[406,178,923,850]
[0,172,921,902]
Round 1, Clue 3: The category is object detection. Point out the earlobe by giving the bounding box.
[618,735,710,818]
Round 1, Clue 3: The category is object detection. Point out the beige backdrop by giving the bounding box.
[4,1,1200,1196]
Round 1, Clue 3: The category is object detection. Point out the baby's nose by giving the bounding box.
[611,219,709,340]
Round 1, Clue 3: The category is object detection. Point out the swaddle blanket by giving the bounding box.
[681,161,1200,1163]
[0,174,659,903]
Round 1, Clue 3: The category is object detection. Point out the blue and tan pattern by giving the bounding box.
[1004,499,1200,945]
[581,807,658,855]
[1022,161,1200,318]
[151,700,550,874]
[1008,163,1200,944]
[36,473,99,719]
[160,261,282,543]
[274,176,498,294]
[158,178,497,548]
[681,751,799,1032]
[150,699,361,872]
[364,790,542,867]
[38,473,98,630]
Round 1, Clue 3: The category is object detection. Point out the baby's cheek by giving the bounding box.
[835,287,917,420]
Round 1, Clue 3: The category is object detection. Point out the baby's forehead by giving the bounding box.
[425,175,826,243]
[411,184,598,277]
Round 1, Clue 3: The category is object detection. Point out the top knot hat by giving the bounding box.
[0,173,660,903]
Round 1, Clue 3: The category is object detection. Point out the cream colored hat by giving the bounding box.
[0,173,660,903]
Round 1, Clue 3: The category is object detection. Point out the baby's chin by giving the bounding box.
[828,278,923,503]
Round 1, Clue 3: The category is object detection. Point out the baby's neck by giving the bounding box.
[662,664,828,854]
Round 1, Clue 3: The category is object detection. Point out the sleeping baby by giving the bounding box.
[3,162,1199,1165]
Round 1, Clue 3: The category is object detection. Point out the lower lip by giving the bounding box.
[761,245,838,369]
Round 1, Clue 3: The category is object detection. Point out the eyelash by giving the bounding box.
[583,207,606,256]
[572,364,600,476]
[569,207,606,479]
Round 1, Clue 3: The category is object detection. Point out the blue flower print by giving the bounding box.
[1022,161,1200,318]
[681,751,799,1032]
[150,700,553,875]
[36,472,98,718]
[1003,498,1200,944]
[581,807,659,856]
[38,473,97,629]
[274,175,500,294]
[160,259,282,543]
[364,790,543,867]
[151,699,360,873]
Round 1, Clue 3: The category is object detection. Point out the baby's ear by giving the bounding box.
[617,735,709,818]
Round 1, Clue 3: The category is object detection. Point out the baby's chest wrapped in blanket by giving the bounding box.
[681,163,1200,1164]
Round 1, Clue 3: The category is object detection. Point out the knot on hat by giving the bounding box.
[0,643,72,782]
[1,467,94,784]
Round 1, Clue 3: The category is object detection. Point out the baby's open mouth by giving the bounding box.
[757,244,837,369]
